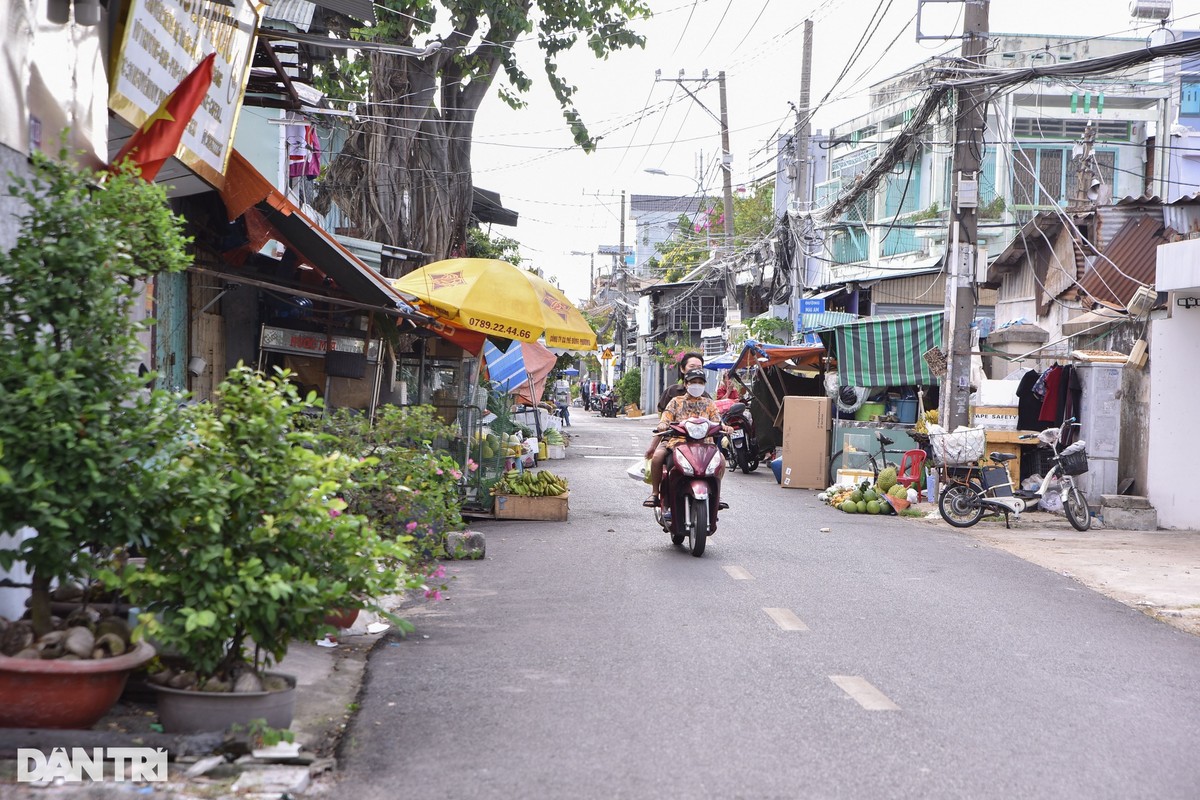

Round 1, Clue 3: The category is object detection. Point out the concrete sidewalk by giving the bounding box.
[909,504,1200,636]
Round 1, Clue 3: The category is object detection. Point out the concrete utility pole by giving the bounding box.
[792,19,814,334]
[656,70,738,322]
[618,190,627,375]
[717,71,738,322]
[795,21,813,215]
[941,0,989,430]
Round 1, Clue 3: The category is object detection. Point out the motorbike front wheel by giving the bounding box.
[939,483,985,528]
[688,496,708,557]
[1063,480,1091,532]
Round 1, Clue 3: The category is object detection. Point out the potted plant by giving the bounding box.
[0,153,191,728]
[118,366,418,733]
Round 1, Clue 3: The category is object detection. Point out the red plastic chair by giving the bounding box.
[896,450,927,494]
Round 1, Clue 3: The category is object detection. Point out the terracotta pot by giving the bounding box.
[324,607,360,629]
[0,640,156,729]
[153,672,296,734]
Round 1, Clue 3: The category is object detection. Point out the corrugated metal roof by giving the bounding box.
[311,0,375,23]
[263,0,317,31]
[264,0,375,26]
[1078,215,1175,309]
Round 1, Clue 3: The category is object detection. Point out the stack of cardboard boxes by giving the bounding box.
[778,396,832,490]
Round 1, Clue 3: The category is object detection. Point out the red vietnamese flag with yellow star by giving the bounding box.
[111,53,216,182]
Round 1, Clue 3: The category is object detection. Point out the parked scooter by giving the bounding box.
[720,401,759,474]
[596,392,619,418]
[651,417,728,557]
[938,419,1091,531]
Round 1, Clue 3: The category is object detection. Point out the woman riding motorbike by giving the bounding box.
[643,352,708,494]
[644,369,730,508]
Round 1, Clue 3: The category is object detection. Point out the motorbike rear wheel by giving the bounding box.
[687,496,708,557]
[939,482,985,528]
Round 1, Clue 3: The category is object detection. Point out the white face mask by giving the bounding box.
[686,384,705,397]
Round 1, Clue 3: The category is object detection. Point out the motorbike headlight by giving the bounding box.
[704,452,723,475]
[677,454,695,476]
[684,420,710,440]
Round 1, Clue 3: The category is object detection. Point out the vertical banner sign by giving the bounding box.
[109,0,261,186]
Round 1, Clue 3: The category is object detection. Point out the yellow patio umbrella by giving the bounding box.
[392,258,597,351]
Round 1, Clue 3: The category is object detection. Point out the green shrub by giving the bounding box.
[616,368,641,408]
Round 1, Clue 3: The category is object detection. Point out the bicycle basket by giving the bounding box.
[1058,447,1089,476]
[929,427,986,466]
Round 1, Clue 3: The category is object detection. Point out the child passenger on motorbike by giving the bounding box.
[643,369,731,508]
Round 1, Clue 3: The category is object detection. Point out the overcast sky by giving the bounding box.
[467,0,1197,303]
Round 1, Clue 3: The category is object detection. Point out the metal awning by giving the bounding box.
[830,311,944,387]
[217,150,420,318]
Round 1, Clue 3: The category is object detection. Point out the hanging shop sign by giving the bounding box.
[260,325,382,361]
[109,0,260,186]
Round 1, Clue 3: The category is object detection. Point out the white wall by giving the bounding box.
[1148,240,1200,529]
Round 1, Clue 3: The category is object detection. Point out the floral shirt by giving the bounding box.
[658,394,721,448]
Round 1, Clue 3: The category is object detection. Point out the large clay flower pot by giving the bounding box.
[153,672,296,734]
[0,641,156,729]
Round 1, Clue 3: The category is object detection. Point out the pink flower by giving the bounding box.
[424,588,443,601]
[466,459,478,472]
[405,521,418,533]
[450,469,462,480]
[328,508,342,518]
[435,467,444,475]
[428,565,446,579]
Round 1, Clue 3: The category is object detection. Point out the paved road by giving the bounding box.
[337,412,1200,799]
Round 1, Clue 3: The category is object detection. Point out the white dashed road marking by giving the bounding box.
[763,607,808,631]
[723,565,754,580]
[829,676,900,710]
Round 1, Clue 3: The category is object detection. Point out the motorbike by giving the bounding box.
[596,392,619,418]
[719,401,759,474]
[652,417,728,557]
[938,419,1091,532]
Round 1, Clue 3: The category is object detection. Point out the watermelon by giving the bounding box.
[866,500,881,514]
[841,501,858,513]
[856,500,867,514]
[863,489,878,502]
[849,490,863,503]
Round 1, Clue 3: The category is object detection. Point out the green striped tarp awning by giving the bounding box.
[833,311,944,387]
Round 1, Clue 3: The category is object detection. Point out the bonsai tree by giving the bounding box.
[0,151,191,638]
[120,366,419,688]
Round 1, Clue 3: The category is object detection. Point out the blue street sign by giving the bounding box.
[800,298,826,315]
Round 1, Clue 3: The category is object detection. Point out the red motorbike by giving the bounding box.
[653,417,728,557]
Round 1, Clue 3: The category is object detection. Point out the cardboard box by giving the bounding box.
[493,493,569,521]
[779,396,831,489]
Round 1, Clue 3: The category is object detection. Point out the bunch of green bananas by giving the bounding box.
[490,469,569,497]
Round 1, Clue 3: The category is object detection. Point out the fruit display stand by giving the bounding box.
[493,492,570,521]
[489,468,571,521]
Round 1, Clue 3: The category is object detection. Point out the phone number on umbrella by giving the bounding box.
[467,317,532,339]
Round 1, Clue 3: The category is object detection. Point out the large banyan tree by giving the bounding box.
[317,1,650,262]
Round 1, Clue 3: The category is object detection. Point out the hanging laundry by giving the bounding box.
[285,123,308,175]
[302,124,321,178]
[1038,364,1064,423]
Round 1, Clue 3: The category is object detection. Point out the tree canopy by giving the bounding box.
[652,181,777,279]
[316,1,650,262]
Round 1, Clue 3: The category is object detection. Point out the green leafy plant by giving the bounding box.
[746,316,792,345]
[230,719,296,748]
[307,406,464,564]
[0,151,191,636]
[118,366,420,685]
[616,368,641,408]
